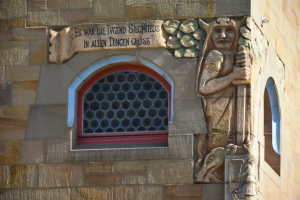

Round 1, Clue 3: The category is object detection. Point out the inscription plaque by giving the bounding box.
[49,20,168,63]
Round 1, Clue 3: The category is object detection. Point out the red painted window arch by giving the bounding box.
[77,65,171,145]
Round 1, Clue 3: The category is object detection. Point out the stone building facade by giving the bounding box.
[0,0,299,199]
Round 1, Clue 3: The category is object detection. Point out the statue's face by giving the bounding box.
[212,26,235,50]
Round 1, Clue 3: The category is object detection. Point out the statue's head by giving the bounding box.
[212,19,236,50]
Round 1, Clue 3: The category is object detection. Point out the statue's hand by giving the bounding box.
[236,45,251,68]
[232,65,250,80]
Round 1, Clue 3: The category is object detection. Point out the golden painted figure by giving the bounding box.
[195,18,251,154]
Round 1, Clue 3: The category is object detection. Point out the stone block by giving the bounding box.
[3,106,29,116]
[125,6,156,21]
[165,58,197,99]
[36,64,77,104]
[147,159,193,184]
[85,162,113,174]
[0,140,20,164]
[148,0,186,3]
[11,165,38,188]
[177,2,214,19]
[21,140,46,164]
[137,48,175,71]
[28,188,70,200]
[114,161,147,173]
[123,174,146,185]
[133,185,163,200]
[69,0,92,9]
[157,4,176,20]
[0,41,29,66]
[12,81,38,106]
[169,99,207,134]
[115,186,133,200]
[26,104,67,139]
[202,183,224,200]
[125,0,147,5]
[0,19,12,41]
[61,9,92,26]
[12,28,47,41]
[0,0,27,18]
[0,117,26,140]
[164,185,203,200]
[215,0,250,17]
[48,0,68,10]
[12,18,26,28]
[85,174,122,186]
[0,189,28,200]
[0,66,4,81]
[30,41,47,64]
[27,11,60,27]
[6,65,40,81]
[0,83,12,106]
[39,163,84,187]
[28,0,47,11]
[70,187,112,200]
[93,0,124,23]
[0,165,10,189]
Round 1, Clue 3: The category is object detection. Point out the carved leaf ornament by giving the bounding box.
[163,19,206,58]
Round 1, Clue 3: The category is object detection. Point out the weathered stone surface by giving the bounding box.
[167,35,181,49]
[177,2,214,19]
[0,19,12,41]
[12,18,26,28]
[0,117,26,140]
[6,65,40,81]
[61,9,92,26]
[50,21,167,63]
[148,0,186,3]
[133,186,163,200]
[0,83,12,106]
[240,26,251,39]
[39,163,84,187]
[164,185,203,200]
[28,0,47,11]
[163,20,180,35]
[147,159,193,184]
[115,186,133,200]
[0,0,27,18]
[180,34,197,47]
[114,161,147,172]
[180,19,198,34]
[70,187,112,200]
[215,0,250,16]
[202,183,224,200]
[0,66,4,81]
[123,174,147,185]
[36,64,77,104]
[21,140,46,164]
[28,188,70,200]
[12,28,47,41]
[12,81,38,106]
[125,0,147,5]
[177,30,185,39]
[0,41,29,66]
[85,162,113,174]
[126,6,156,21]
[48,0,68,10]
[0,189,28,200]
[0,166,10,188]
[11,165,38,188]
[193,28,205,40]
[174,47,186,58]
[169,99,207,134]
[157,4,176,20]
[85,174,122,186]
[3,106,29,116]
[27,11,60,27]
[184,46,200,57]
[69,0,92,9]
[26,104,67,139]
[93,0,124,23]
[30,41,47,64]
[0,140,20,164]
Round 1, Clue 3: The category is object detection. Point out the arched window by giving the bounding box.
[77,65,171,146]
[264,78,280,175]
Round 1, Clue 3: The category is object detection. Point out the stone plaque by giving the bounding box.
[49,20,168,63]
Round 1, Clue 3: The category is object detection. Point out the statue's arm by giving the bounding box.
[199,50,235,95]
